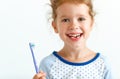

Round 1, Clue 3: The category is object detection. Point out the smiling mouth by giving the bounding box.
[66,33,83,39]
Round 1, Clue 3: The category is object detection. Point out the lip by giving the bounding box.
[66,32,83,41]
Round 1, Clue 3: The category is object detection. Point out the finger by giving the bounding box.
[41,76,46,79]
[33,74,44,79]
[39,71,46,76]
[33,74,39,79]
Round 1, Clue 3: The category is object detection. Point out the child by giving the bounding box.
[33,0,113,79]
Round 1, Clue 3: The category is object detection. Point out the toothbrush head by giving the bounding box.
[29,42,35,48]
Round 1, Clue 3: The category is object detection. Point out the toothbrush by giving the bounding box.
[29,42,39,73]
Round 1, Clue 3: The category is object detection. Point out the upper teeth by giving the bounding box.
[68,34,80,37]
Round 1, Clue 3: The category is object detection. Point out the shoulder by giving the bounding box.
[40,53,56,65]
[98,53,113,79]
[39,52,56,72]
[99,53,111,67]
[38,52,56,78]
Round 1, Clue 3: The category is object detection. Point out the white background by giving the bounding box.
[0,0,120,79]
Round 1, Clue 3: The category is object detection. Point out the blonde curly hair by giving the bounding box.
[50,0,95,20]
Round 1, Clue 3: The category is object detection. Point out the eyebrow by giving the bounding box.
[59,14,87,19]
[59,15,68,18]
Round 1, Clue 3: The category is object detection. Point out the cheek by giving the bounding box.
[58,28,65,36]
[57,26,67,38]
[57,24,67,33]
[84,22,93,31]
[83,25,92,38]
[85,27,91,35]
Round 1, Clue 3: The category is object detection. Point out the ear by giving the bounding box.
[52,21,58,33]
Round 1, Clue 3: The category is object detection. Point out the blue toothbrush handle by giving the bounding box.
[29,43,39,73]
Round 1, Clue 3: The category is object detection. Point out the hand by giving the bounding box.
[33,71,46,79]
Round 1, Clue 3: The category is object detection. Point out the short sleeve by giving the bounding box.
[101,55,113,79]
[39,54,56,79]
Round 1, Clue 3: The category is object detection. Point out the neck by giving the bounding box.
[59,46,91,59]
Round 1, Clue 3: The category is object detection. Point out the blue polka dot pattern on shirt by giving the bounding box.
[49,53,105,79]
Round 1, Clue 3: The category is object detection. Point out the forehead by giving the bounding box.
[56,3,90,17]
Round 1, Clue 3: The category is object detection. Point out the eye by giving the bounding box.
[61,18,70,22]
[78,17,86,21]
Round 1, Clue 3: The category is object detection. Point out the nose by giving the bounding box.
[69,19,80,30]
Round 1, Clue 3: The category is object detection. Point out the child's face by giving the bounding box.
[52,3,94,48]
